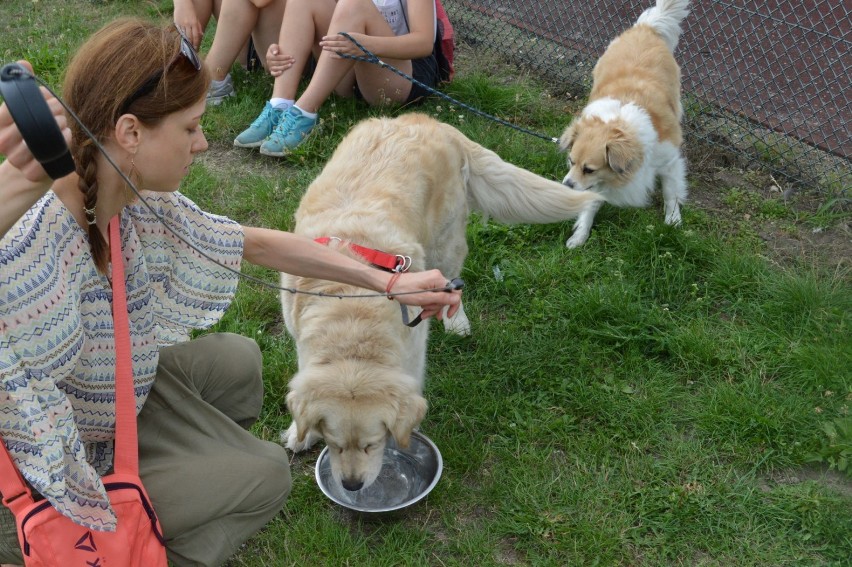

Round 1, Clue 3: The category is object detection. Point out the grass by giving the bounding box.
[2,1,851,565]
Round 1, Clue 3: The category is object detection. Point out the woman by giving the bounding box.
[234,0,440,156]
[0,19,460,566]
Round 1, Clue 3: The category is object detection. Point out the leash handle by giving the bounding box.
[0,63,75,178]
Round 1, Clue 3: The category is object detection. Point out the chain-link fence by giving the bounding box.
[443,0,851,193]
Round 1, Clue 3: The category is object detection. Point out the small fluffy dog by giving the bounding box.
[560,0,691,248]
[280,113,601,492]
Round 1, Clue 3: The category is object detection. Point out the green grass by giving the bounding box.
[2,2,851,565]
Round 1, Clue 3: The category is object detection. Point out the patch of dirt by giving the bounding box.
[197,143,290,179]
[684,142,851,273]
[761,465,852,499]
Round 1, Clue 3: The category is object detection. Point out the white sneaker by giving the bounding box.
[206,75,235,106]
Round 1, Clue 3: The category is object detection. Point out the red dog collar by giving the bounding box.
[315,236,411,273]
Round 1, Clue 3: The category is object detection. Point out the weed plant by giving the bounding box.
[1,1,850,565]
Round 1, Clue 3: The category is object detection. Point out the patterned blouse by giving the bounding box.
[0,190,243,530]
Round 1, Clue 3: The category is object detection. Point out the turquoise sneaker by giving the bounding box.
[259,107,317,157]
[234,103,283,148]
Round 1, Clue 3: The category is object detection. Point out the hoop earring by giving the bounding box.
[124,157,137,204]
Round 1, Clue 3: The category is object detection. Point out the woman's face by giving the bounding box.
[135,98,208,191]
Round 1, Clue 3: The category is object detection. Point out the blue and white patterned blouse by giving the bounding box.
[0,190,243,530]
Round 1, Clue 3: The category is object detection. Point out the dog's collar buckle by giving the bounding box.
[393,254,412,273]
[315,236,411,273]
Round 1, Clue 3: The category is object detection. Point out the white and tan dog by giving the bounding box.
[280,113,602,492]
[560,0,690,248]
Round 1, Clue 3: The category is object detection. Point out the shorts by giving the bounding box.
[407,52,440,103]
[353,52,440,104]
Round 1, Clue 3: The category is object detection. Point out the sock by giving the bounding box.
[270,98,294,110]
[293,105,318,120]
[211,74,231,88]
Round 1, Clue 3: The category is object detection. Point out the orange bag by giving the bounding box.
[0,217,168,567]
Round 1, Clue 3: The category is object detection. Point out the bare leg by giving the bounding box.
[205,0,285,81]
[247,0,286,70]
[270,0,337,100]
[296,0,414,112]
[211,0,253,70]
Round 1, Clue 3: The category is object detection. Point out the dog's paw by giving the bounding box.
[445,314,471,336]
[566,232,589,248]
[282,422,319,453]
[664,203,683,226]
[443,304,471,336]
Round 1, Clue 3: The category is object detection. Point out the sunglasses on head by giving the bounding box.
[118,26,202,115]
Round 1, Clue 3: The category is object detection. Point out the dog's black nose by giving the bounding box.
[563,177,575,189]
[342,478,363,492]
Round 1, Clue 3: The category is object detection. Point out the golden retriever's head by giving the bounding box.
[286,361,427,492]
[559,115,644,192]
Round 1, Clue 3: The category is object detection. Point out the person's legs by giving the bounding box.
[235,0,335,148]
[210,0,253,71]
[296,0,414,111]
[205,0,262,82]
[269,0,337,101]
[0,505,22,565]
[250,0,287,71]
[138,333,291,567]
[259,0,414,156]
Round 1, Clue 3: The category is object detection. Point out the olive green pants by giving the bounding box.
[0,333,291,567]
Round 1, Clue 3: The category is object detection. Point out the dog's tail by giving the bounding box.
[452,129,603,225]
[635,0,690,51]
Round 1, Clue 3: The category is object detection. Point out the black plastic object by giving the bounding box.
[0,63,75,179]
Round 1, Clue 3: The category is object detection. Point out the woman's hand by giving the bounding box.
[319,33,370,60]
[387,269,462,321]
[0,61,66,237]
[173,1,204,49]
[0,61,69,183]
[265,44,296,77]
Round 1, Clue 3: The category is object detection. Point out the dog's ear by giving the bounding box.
[605,131,643,176]
[559,122,577,153]
[387,393,427,448]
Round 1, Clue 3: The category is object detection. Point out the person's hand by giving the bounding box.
[319,33,369,60]
[266,44,295,77]
[173,1,204,49]
[388,269,462,321]
[0,61,70,183]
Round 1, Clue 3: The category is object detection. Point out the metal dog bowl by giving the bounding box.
[315,430,443,516]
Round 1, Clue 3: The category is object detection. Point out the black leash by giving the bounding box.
[336,32,560,145]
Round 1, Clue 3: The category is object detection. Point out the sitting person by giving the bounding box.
[174,0,287,104]
[0,18,460,567]
[234,0,440,157]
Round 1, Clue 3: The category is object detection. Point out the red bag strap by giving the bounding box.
[0,216,137,514]
[109,215,139,476]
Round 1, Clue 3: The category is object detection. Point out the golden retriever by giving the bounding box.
[280,113,602,492]
[560,0,690,248]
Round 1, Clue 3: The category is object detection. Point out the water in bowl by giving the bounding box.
[321,447,427,509]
